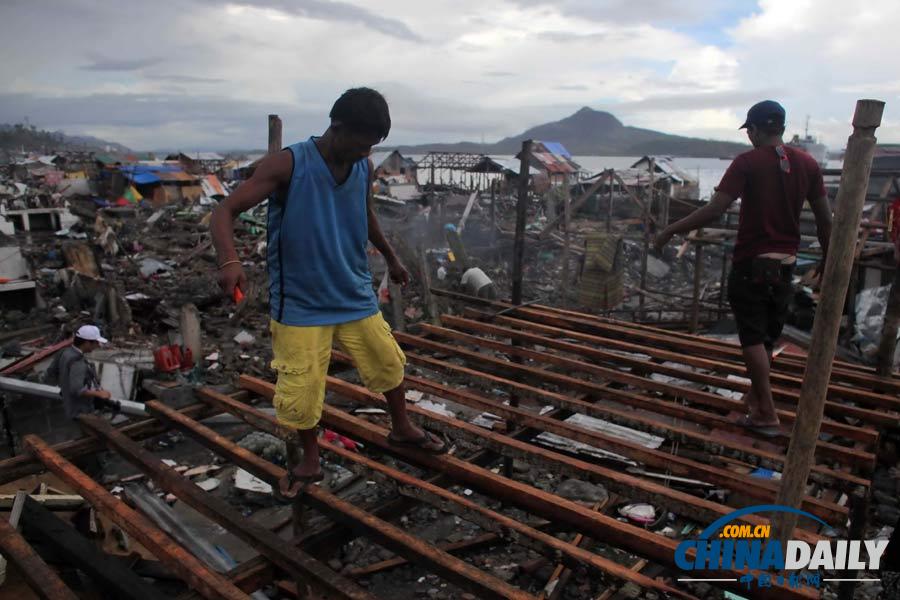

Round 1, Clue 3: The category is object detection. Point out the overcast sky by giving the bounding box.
[1,0,898,152]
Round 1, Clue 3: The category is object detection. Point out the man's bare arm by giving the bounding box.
[210,150,292,295]
[365,159,397,263]
[808,195,832,262]
[365,159,409,284]
[654,191,736,250]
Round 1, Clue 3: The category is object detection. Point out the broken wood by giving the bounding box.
[457,191,478,232]
[0,494,84,510]
[540,174,606,239]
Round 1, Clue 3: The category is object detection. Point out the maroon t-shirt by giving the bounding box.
[716,145,826,263]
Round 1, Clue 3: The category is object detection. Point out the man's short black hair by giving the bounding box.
[329,87,391,141]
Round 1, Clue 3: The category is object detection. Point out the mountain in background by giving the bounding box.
[386,107,749,157]
[0,123,131,154]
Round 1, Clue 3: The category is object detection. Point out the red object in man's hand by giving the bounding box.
[233,285,245,304]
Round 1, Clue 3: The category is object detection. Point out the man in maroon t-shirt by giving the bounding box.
[654,100,832,436]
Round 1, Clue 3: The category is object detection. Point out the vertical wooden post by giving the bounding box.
[690,242,704,333]
[506,140,531,478]
[837,487,871,600]
[419,245,441,326]
[639,160,654,313]
[606,170,614,233]
[267,114,282,155]
[772,99,884,542]
[283,429,311,599]
[511,140,532,306]
[561,174,571,308]
[388,281,405,333]
[875,266,900,376]
[490,180,497,243]
[719,246,729,311]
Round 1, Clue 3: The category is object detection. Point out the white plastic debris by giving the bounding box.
[233,331,255,346]
[233,469,272,494]
[205,352,219,362]
[196,478,221,492]
[405,390,424,403]
[417,399,455,418]
[183,465,221,478]
[618,503,657,525]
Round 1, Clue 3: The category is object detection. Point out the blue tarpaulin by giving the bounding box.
[118,164,182,185]
[130,172,161,184]
[542,141,573,158]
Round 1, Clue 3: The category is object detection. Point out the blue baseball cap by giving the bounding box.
[739,100,786,129]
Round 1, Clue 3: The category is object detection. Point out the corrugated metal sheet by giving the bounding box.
[202,174,227,197]
[157,171,198,182]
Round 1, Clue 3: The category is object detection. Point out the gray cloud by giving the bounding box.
[610,89,784,112]
[534,29,639,44]
[510,0,728,25]
[144,74,226,84]
[202,0,423,42]
[81,56,165,71]
[484,71,516,78]
[555,84,589,91]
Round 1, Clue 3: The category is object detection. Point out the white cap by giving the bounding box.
[75,325,108,344]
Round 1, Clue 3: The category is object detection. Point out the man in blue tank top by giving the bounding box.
[211,88,446,497]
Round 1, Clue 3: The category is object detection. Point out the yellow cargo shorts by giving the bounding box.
[269,312,406,430]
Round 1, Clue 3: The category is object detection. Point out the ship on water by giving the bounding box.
[787,116,828,167]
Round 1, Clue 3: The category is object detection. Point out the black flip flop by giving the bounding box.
[387,431,448,454]
[734,414,781,438]
[276,470,324,500]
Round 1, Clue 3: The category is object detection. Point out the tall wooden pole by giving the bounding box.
[772,99,884,542]
[511,140,532,305]
[639,160,654,313]
[267,114,282,155]
[269,113,307,599]
[506,140,531,478]
[561,174,571,308]
[606,170,614,233]
[490,180,497,243]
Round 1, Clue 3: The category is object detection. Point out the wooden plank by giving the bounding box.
[23,435,251,600]
[145,400,534,600]
[241,375,817,600]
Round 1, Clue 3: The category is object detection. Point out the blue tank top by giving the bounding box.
[267,138,378,326]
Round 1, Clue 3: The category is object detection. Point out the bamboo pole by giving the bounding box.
[772,99,884,542]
